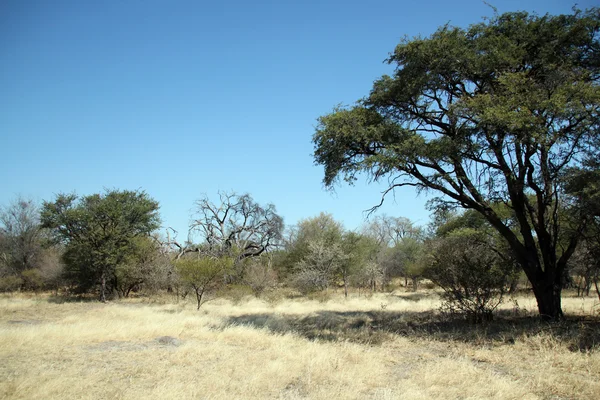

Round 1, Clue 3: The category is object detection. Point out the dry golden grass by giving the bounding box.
[0,290,598,399]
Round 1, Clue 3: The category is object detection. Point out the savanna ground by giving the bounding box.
[0,289,599,399]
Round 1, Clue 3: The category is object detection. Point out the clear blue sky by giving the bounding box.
[0,0,593,237]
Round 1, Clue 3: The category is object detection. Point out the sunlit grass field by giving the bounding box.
[1,290,598,399]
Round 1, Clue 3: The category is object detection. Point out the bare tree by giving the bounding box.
[0,197,44,275]
[293,239,346,294]
[191,192,284,262]
[362,215,423,248]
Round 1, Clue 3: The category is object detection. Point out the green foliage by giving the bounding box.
[340,232,380,295]
[41,189,160,301]
[286,212,344,266]
[563,158,600,298]
[114,236,169,297]
[313,8,600,319]
[175,256,233,309]
[286,213,347,294]
[395,238,425,288]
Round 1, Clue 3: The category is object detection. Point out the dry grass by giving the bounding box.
[0,290,598,399]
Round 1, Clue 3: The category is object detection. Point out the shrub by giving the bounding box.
[244,260,278,296]
[219,284,254,304]
[425,230,517,322]
[307,290,331,303]
[21,269,44,291]
[0,275,23,292]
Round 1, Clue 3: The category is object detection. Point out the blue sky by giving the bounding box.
[0,0,593,237]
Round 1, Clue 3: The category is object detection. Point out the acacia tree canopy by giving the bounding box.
[313,9,600,319]
[41,189,160,301]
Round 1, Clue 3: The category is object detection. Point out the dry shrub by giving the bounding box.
[0,275,23,292]
[219,284,254,304]
[307,290,332,303]
[244,261,278,296]
[425,231,517,322]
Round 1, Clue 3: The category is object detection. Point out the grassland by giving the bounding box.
[0,290,598,399]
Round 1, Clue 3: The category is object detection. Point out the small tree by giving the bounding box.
[425,230,517,322]
[175,256,233,309]
[0,197,45,276]
[340,232,379,297]
[285,212,344,267]
[292,239,346,294]
[244,254,278,296]
[362,215,424,247]
[351,260,384,294]
[395,238,425,291]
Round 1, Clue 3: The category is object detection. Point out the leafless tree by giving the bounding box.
[0,197,44,275]
[293,239,346,294]
[190,192,284,261]
[362,215,423,248]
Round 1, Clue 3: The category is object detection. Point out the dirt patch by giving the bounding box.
[155,336,183,347]
[86,337,183,353]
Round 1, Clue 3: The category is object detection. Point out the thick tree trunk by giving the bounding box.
[530,278,563,321]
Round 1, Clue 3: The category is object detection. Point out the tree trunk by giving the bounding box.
[100,274,107,303]
[530,278,563,321]
[343,270,348,298]
[194,285,204,310]
[196,289,202,310]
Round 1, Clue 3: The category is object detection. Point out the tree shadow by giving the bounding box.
[226,309,600,351]
[47,294,100,303]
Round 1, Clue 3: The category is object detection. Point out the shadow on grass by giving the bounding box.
[47,294,100,303]
[226,309,600,351]
[389,292,433,302]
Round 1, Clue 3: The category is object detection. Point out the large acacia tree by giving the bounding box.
[313,9,600,320]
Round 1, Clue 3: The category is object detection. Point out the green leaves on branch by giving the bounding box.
[175,256,233,309]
